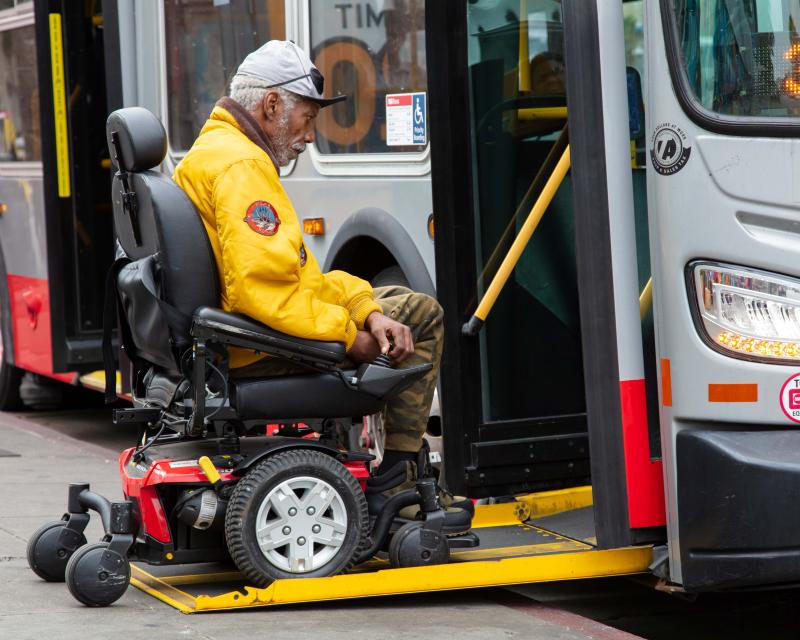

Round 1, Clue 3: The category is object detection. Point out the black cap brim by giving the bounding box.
[310,95,347,108]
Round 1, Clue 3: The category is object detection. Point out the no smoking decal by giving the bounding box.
[779,372,800,423]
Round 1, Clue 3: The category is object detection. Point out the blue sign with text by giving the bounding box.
[412,93,426,145]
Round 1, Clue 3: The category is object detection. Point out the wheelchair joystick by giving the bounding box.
[372,354,393,368]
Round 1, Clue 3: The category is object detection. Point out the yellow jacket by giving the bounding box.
[173,101,380,369]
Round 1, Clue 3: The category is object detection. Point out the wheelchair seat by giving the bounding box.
[104,107,429,431]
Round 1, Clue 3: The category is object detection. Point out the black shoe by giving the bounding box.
[365,460,473,535]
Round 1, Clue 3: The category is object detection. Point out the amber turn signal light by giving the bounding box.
[303,218,325,235]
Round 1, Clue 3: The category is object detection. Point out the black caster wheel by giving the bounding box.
[225,449,369,586]
[65,542,130,607]
[27,520,87,582]
[389,522,450,568]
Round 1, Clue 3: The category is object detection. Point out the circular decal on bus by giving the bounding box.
[244,201,280,236]
[650,123,691,176]
[779,372,800,423]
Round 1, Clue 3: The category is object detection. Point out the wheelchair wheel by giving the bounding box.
[27,520,87,582]
[225,449,368,586]
[65,542,130,607]
[389,522,450,568]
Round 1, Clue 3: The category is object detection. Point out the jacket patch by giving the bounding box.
[244,201,281,236]
[299,243,307,267]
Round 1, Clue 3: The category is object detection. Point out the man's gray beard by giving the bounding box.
[272,111,306,167]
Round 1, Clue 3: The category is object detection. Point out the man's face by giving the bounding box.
[270,94,320,166]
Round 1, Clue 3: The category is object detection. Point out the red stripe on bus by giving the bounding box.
[708,383,758,403]
[619,379,666,528]
[6,274,74,384]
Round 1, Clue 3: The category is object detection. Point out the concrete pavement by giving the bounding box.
[0,409,640,640]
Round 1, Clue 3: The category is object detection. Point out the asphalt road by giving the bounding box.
[6,405,800,639]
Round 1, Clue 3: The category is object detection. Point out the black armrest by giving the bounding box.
[191,307,346,366]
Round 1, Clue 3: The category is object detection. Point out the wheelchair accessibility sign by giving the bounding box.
[386,92,426,146]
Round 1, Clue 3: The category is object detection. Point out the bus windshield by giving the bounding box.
[673,0,800,118]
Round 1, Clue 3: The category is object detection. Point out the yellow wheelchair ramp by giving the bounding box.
[130,487,652,613]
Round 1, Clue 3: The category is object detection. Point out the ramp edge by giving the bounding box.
[186,546,652,612]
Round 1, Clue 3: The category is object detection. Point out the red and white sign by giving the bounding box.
[386,92,426,146]
[386,95,412,107]
[779,372,800,423]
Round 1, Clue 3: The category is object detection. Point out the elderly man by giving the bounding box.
[173,40,471,533]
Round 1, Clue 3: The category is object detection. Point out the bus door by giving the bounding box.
[31,0,119,373]
[0,2,55,382]
[647,1,800,591]
[428,1,664,550]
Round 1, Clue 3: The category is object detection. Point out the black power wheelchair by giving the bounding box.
[26,108,475,607]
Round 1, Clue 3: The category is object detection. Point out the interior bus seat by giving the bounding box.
[104,107,426,422]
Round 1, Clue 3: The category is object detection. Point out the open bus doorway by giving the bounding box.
[430,0,663,552]
[35,0,118,374]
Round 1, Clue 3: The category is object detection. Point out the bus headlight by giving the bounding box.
[691,262,800,361]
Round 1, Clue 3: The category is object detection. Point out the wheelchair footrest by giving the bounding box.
[447,531,480,549]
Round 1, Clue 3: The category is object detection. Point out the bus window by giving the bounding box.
[624,1,645,98]
[163,0,286,153]
[0,1,27,11]
[0,23,40,162]
[672,0,800,118]
[309,0,427,154]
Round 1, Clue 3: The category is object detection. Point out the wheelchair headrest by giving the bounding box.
[106,107,167,172]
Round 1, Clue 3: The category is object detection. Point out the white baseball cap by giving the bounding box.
[235,40,346,107]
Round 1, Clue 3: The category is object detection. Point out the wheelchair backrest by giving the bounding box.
[105,107,219,373]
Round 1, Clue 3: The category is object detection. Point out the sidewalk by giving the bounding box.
[0,409,641,640]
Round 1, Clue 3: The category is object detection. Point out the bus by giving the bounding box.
[9,0,800,602]
[0,0,436,408]
[428,0,800,593]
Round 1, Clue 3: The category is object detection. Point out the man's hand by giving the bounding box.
[365,311,415,364]
[346,330,382,364]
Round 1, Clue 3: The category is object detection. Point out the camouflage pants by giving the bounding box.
[230,286,443,453]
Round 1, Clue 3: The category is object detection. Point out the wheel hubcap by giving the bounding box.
[255,476,348,573]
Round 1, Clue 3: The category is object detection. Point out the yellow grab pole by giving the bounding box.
[476,125,567,294]
[463,146,571,336]
[518,0,530,92]
[49,13,71,198]
[517,107,568,121]
[639,277,653,320]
